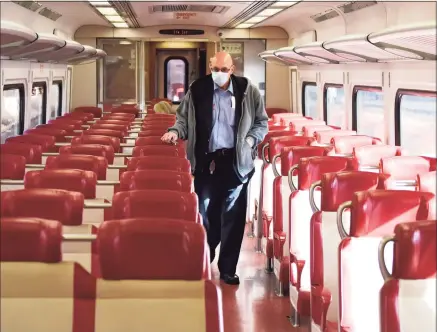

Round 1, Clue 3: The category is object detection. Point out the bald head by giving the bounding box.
[209,51,235,88]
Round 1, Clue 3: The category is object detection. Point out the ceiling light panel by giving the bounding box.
[257,8,283,17]
[113,22,129,28]
[88,0,111,5]
[236,23,254,29]
[105,15,124,22]
[270,1,299,8]
[246,16,266,24]
[96,7,118,15]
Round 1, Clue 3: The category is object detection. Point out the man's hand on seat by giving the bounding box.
[161,131,178,145]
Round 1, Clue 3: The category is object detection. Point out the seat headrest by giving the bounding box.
[25,169,97,199]
[1,217,62,263]
[1,142,42,164]
[0,154,26,180]
[280,146,331,175]
[381,156,433,181]
[268,136,314,159]
[135,136,181,146]
[138,129,167,137]
[82,129,125,139]
[332,135,382,154]
[64,111,94,120]
[417,171,436,194]
[37,123,75,132]
[303,125,337,138]
[92,123,129,132]
[111,190,198,221]
[320,171,386,211]
[351,190,434,236]
[71,135,120,153]
[45,154,108,180]
[59,144,115,164]
[119,170,192,192]
[1,188,84,226]
[127,156,191,173]
[353,144,403,167]
[132,145,186,158]
[24,128,68,142]
[315,130,356,144]
[5,134,55,152]
[392,220,437,279]
[74,106,102,118]
[289,119,326,132]
[98,218,206,280]
[49,118,83,128]
[298,156,355,190]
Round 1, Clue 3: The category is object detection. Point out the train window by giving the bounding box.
[352,87,384,139]
[324,84,345,127]
[164,57,188,104]
[26,82,47,130]
[395,90,436,156]
[1,84,24,143]
[50,81,63,119]
[302,82,317,118]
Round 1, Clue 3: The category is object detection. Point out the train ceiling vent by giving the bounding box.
[222,1,271,28]
[150,4,228,14]
[11,1,42,12]
[38,7,62,22]
[368,22,436,61]
[311,1,377,23]
[112,1,141,28]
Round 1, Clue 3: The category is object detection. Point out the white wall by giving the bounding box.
[243,40,266,101]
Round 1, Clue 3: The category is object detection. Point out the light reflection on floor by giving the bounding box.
[211,224,308,332]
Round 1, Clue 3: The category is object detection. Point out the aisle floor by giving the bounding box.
[211,225,307,332]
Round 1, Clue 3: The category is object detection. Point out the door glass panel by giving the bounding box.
[166,59,186,102]
[1,87,22,143]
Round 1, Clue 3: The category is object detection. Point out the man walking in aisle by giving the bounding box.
[161,51,268,285]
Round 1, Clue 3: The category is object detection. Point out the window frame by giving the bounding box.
[394,88,436,146]
[352,85,383,132]
[163,56,189,105]
[2,83,25,135]
[302,81,317,117]
[323,83,344,124]
[52,80,63,117]
[31,81,48,126]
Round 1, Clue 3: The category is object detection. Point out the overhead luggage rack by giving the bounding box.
[294,41,352,64]
[259,50,295,66]
[368,21,436,60]
[68,48,107,65]
[273,46,314,65]
[7,33,66,60]
[0,21,37,58]
[36,40,84,62]
[323,34,405,62]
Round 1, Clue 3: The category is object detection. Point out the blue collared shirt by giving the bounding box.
[209,81,236,152]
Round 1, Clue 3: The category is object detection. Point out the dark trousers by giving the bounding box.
[194,150,250,276]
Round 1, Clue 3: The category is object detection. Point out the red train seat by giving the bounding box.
[6,134,56,152]
[379,220,436,332]
[71,135,121,154]
[59,144,115,164]
[331,135,382,155]
[353,144,403,172]
[289,119,326,132]
[303,125,340,138]
[82,128,126,142]
[288,156,355,322]
[36,123,79,135]
[309,171,384,332]
[135,136,182,146]
[132,145,186,158]
[417,171,436,218]
[64,111,94,121]
[45,154,108,180]
[139,129,169,137]
[92,123,130,133]
[313,130,356,145]
[24,128,69,143]
[0,154,26,180]
[74,106,102,118]
[49,118,84,129]
[119,170,192,192]
[1,142,42,164]
[266,108,288,118]
[111,190,198,222]
[127,156,191,173]
[337,190,434,332]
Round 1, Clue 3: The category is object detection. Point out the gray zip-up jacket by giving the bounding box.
[168,75,268,178]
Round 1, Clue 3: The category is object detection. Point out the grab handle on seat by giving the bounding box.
[63,234,97,242]
[288,164,299,191]
[261,143,270,165]
[272,154,281,177]
[378,235,395,281]
[309,180,322,213]
[337,201,352,239]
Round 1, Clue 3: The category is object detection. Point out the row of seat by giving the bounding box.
[1,103,224,332]
[246,111,436,332]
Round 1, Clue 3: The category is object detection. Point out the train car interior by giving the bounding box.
[0,0,436,331]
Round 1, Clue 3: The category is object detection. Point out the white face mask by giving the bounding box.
[211,71,230,87]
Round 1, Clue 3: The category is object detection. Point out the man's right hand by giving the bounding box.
[161,131,178,144]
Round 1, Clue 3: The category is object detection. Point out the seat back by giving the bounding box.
[63,111,94,121]
[101,113,135,121]
[0,154,26,180]
[74,106,102,118]
[96,119,131,126]
[417,171,436,218]
[314,130,356,144]
[132,145,186,158]
[379,220,436,332]
[82,129,125,140]
[25,169,97,199]
[98,218,206,280]
[135,136,181,146]
[139,129,168,137]
[70,135,121,153]
[289,119,326,132]
[49,118,83,129]
[331,135,382,154]
[37,123,77,134]
[1,143,42,164]
[119,170,192,192]
[338,190,434,332]
[110,107,139,117]
[24,128,68,142]
[92,123,129,133]
[266,108,288,118]
[353,144,403,171]
[45,154,108,180]
[112,190,198,222]
[6,134,56,152]
[1,188,84,225]
[303,125,339,137]
[59,144,115,164]
[127,156,191,173]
